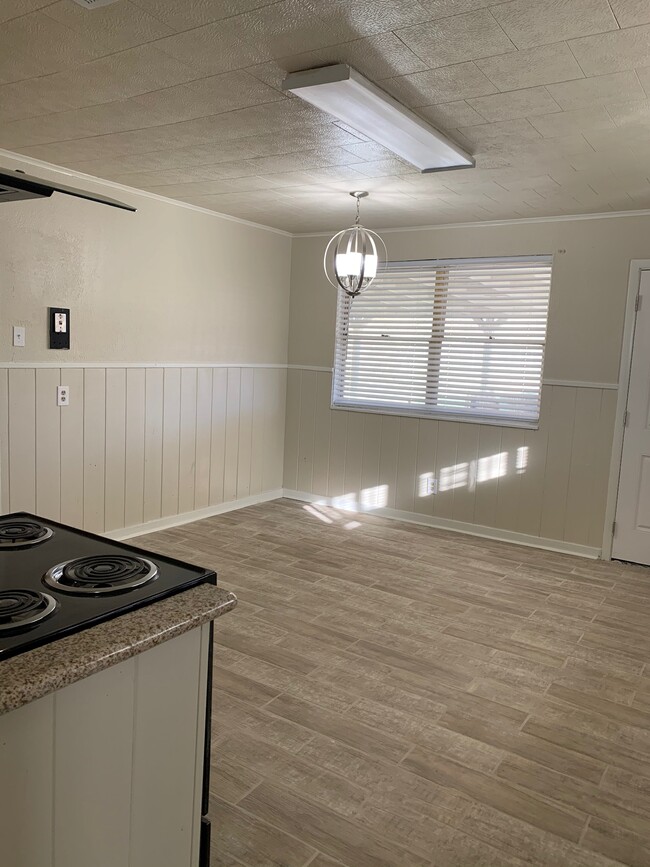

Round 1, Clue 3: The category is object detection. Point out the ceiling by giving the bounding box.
[1,0,650,233]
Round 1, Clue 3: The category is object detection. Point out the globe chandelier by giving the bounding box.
[323,191,387,298]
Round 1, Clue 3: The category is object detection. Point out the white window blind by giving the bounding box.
[332,255,552,428]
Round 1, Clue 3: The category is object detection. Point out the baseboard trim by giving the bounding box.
[104,489,284,541]
[282,489,602,559]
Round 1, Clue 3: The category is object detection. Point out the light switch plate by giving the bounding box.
[12,326,25,347]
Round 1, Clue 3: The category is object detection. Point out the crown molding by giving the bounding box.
[293,209,650,238]
[0,148,293,238]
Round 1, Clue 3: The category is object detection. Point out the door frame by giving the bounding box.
[602,259,650,560]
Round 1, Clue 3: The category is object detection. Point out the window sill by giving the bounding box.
[330,401,540,430]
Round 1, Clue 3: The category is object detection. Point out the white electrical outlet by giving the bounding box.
[427,477,438,495]
[12,326,25,347]
[57,385,70,407]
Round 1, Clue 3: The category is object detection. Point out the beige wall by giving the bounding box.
[285,215,650,550]
[0,156,291,365]
[0,155,291,531]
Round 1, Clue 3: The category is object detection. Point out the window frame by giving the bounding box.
[331,254,553,431]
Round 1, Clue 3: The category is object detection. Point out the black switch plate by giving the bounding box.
[49,307,70,350]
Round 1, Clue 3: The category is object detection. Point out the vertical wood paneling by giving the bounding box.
[327,408,349,499]
[83,369,106,533]
[590,389,617,548]
[143,368,164,523]
[237,367,254,499]
[452,423,479,525]
[297,370,317,494]
[413,418,437,518]
[124,369,145,529]
[209,369,227,506]
[433,421,459,520]
[263,367,286,492]
[564,388,603,545]
[396,417,418,514]
[282,368,301,491]
[343,411,365,503]
[473,425,502,529]
[250,369,266,497]
[495,427,526,531]
[104,369,126,533]
[161,367,181,518]
[359,414,381,509]
[540,386,577,541]
[194,368,212,509]
[224,367,241,502]
[8,369,36,512]
[60,368,84,528]
[0,369,8,512]
[0,694,54,867]
[517,388,550,537]
[311,370,331,496]
[377,415,399,509]
[53,661,134,867]
[35,368,61,521]
[178,368,198,514]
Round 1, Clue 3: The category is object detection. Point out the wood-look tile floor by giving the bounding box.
[139,499,650,867]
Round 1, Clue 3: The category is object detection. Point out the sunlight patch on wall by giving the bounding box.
[361,485,389,509]
[516,446,529,473]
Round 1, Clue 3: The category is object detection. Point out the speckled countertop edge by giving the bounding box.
[0,584,237,715]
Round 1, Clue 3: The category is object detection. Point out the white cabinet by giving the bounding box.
[0,624,211,867]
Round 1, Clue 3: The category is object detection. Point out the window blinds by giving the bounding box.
[332,255,552,428]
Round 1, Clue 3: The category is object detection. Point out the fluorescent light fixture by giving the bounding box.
[282,64,474,173]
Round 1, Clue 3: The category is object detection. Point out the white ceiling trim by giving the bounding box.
[2,149,650,240]
[298,209,650,238]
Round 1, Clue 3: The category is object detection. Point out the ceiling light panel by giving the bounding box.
[282,64,474,173]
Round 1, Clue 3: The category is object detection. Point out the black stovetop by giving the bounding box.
[0,512,216,661]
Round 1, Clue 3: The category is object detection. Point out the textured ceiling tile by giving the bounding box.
[351,157,418,177]
[610,0,650,28]
[396,10,515,69]
[386,62,498,107]
[42,1,173,53]
[635,66,650,97]
[316,31,428,79]
[304,0,432,38]
[476,43,584,90]
[417,0,498,19]
[184,71,286,114]
[528,106,616,137]
[244,125,365,157]
[245,51,326,91]
[0,0,52,24]
[569,24,650,76]
[546,71,646,110]
[492,0,618,49]
[605,98,650,126]
[417,100,485,128]
[129,0,276,31]
[236,0,348,58]
[154,18,269,74]
[340,141,396,161]
[467,86,561,122]
[457,118,542,150]
[0,11,102,85]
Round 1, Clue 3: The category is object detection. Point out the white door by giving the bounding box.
[614,269,650,564]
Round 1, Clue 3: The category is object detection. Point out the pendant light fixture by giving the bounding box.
[324,191,387,298]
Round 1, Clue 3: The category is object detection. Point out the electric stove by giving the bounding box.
[0,511,217,661]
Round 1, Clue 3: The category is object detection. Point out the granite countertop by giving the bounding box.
[0,584,237,715]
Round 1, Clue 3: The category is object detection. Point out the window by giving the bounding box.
[332,255,552,428]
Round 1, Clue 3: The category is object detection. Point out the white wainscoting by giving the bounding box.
[0,365,286,535]
[283,368,617,553]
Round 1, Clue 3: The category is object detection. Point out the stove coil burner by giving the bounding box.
[43,555,159,595]
[0,519,53,548]
[0,589,58,631]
